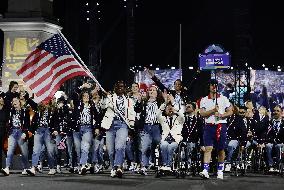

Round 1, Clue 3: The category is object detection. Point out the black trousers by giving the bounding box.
[0,122,5,169]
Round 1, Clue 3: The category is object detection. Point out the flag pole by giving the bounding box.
[57,30,106,93]
[57,30,133,129]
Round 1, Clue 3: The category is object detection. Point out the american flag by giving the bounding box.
[16,34,89,103]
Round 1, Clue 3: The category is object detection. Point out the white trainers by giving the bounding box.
[37,163,43,173]
[27,167,36,176]
[225,164,231,172]
[48,169,56,175]
[22,169,28,175]
[110,169,116,178]
[80,165,87,175]
[269,167,275,172]
[93,164,100,174]
[85,163,92,171]
[199,169,209,179]
[160,166,167,171]
[1,167,10,176]
[164,166,171,171]
[56,165,62,174]
[217,171,224,180]
[129,162,136,171]
[116,168,123,178]
[140,167,148,175]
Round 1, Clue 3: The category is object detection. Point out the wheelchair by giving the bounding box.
[173,142,202,177]
[278,145,284,177]
[229,145,247,176]
[172,142,188,178]
[153,143,184,178]
[154,141,202,178]
[246,141,267,174]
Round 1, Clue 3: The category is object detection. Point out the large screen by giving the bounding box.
[134,69,182,92]
[214,70,284,110]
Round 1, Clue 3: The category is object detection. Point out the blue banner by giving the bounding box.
[199,53,230,70]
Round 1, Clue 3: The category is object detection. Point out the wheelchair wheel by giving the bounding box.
[175,171,180,178]
[89,166,95,174]
[155,171,161,178]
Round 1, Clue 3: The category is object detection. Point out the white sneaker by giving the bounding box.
[80,165,87,175]
[199,169,209,179]
[160,166,167,171]
[140,167,148,175]
[48,169,56,175]
[37,163,43,173]
[1,167,10,176]
[269,167,275,172]
[85,163,92,171]
[73,167,79,174]
[56,165,62,174]
[164,166,171,171]
[225,164,231,172]
[110,169,116,178]
[129,162,136,171]
[116,168,123,178]
[217,171,224,180]
[237,164,241,169]
[93,164,100,174]
[22,169,28,175]
[27,167,36,176]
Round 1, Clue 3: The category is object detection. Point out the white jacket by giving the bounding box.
[157,103,185,143]
[101,94,135,130]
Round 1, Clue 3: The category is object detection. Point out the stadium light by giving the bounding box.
[150,64,153,67]
[188,66,194,70]
[278,69,282,72]
[230,67,234,70]
[249,67,252,70]
[86,18,90,21]
[86,3,89,6]
[156,68,160,70]
[97,2,99,5]
[87,10,89,13]
[171,67,175,70]
[245,63,248,67]
[278,66,281,69]
[265,68,268,71]
[262,64,265,68]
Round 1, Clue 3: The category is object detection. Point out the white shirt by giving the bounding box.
[80,105,91,125]
[145,101,159,124]
[200,94,231,124]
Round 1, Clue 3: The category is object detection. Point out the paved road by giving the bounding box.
[0,169,283,190]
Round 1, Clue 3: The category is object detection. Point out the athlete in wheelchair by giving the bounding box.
[177,101,204,177]
[154,93,185,177]
[245,106,268,173]
[265,105,284,173]
[225,106,247,175]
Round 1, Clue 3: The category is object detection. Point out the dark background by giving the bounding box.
[1,0,283,99]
